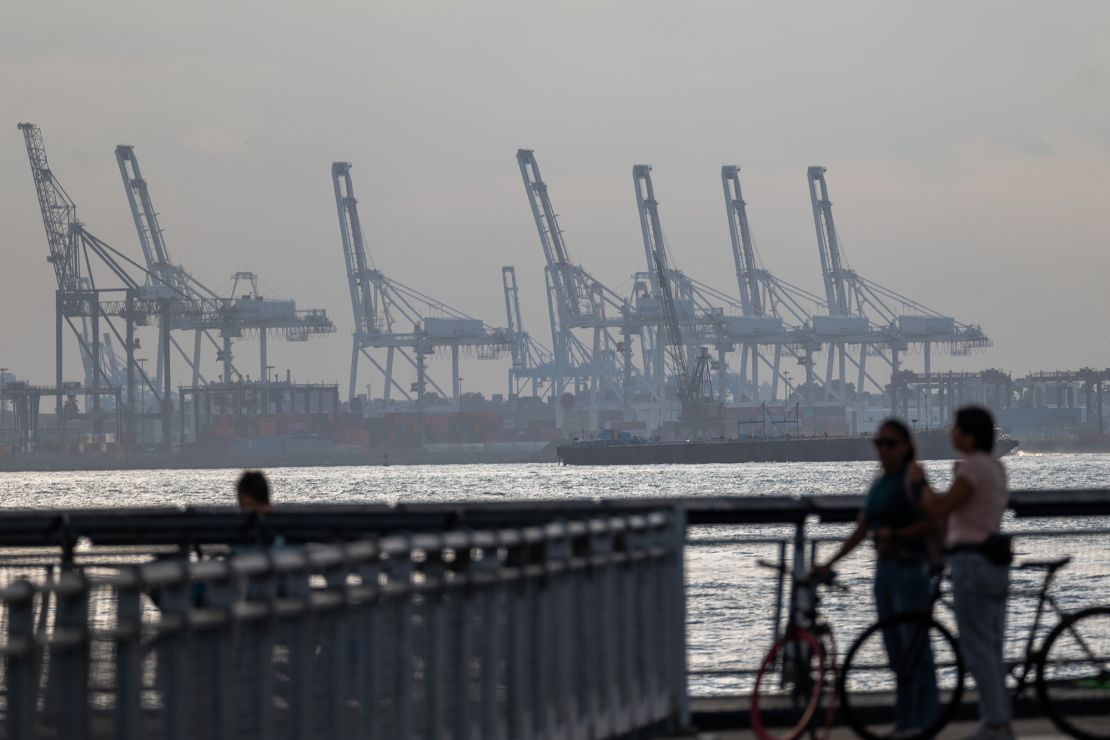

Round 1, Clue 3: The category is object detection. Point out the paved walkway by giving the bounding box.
[676,717,1068,738]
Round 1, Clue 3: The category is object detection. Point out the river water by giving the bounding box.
[0,451,1106,694]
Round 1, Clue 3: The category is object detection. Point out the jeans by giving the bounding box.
[874,558,940,730]
[950,551,1011,725]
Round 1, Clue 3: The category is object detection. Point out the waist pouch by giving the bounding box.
[947,533,1013,566]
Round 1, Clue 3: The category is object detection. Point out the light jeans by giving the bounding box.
[874,558,940,730]
[949,551,1011,725]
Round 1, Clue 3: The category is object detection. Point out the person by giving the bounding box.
[912,406,1012,740]
[236,470,272,513]
[814,419,940,733]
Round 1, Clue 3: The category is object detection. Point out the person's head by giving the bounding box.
[236,470,271,513]
[873,418,915,472]
[952,405,995,455]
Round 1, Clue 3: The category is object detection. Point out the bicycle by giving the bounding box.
[838,555,1110,740]
[750,560,843,740]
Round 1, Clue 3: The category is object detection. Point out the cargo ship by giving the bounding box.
[557,430,1019,466]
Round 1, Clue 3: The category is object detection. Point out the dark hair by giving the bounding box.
[236,470,270,506]
[877,418,916,464]
[954,405,995,453]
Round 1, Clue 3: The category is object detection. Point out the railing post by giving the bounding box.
[354,552,383,740]
[667,507,690,729]
[447,532,474,740]
[422,535,446,740]
[114,568,143,740]
[5,581,36,740]
[473,532,502,740]
[158,562,190,740]
[385,539,415,740]
[54,569,90,740]
[321,549,350,740]
[503,529,532,740]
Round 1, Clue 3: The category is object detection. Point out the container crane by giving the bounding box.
[633,164,748,412]
[501,266,557,399]
[19,123,179,445]
[516,150,644,429]
[115,145,334,386]
[721,165,826,400]
[806,166,991,413]
[645,197,714,427]
[331,162,512,411]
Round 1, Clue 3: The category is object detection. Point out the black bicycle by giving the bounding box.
[837,556,1110,740]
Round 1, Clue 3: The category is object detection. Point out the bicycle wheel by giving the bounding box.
[1037,606,1110,740]
[751,628,827,740]
[837,612,963,740]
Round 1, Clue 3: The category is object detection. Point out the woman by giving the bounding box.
[912,406,1012,740]
[815,419,939,732]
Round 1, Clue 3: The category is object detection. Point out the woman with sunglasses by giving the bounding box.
[814,419,940,733]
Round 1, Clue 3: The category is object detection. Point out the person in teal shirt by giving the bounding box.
[815,419,940,734]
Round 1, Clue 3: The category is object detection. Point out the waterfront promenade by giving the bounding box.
[0,490,1106,738]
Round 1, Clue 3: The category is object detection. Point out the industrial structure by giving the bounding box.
[20,122,1108,461]
[115,144,335,388]
[17,123,333,451]
[331,161,513,412]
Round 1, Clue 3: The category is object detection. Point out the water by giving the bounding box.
[0,451,1107,695]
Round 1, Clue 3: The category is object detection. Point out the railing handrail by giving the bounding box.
[0,489,1104,553]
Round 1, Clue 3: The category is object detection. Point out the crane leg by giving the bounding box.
[192,330,202,386]
[452,345,461,409]
[383,346,395,403]
[56,293,63,425]
[349,342,360,404]
[588,329,601,431]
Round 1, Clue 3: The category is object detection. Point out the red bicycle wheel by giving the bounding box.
[751,628,827,740]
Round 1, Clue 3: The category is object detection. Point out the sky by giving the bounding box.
[2,1,1109,397]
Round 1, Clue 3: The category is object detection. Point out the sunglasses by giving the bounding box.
[873,437,902,449]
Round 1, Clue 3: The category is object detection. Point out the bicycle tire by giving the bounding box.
[751,628,827,740]
[837,611,964,740]
[1037,606,1110,740]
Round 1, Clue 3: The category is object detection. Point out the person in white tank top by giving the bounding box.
[911,406,1012,740]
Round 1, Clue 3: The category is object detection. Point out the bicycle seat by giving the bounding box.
[1017,556,1072,571]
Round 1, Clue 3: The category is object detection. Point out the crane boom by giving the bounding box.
[114,145,175,284]
[331,162,379,339]
[502,266,527,370]
[18,123,81,292]
[633,164,695,407]
[721,166,762,316]
[807,166,850,316]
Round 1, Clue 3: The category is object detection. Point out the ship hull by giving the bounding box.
[557,433,1019,466]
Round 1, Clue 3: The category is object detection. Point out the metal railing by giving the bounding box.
[0,509,688,740]
[0,489,1107,736]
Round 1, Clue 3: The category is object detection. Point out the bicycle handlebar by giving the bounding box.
[756,559,848,591]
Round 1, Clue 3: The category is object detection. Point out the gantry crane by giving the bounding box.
[115,145,334,387]
[20,122,185,446]
[516,150,644,429]
[331,162,512,410]
[806,166,990,413]
[643,194,714,427]
[721,165,826,400]
[634,164,755,411]
[501,266,558,399]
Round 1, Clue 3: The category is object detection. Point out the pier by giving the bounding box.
[0,490,1106,738]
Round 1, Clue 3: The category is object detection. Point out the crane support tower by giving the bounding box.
[805,166,991,413]
[115,145,334,387]
[516,150,643,429]
[331,162,512,413]
[501,266,556,399]
[720,165,828,400]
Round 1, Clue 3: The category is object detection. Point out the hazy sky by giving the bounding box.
[2,2,1108,396]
